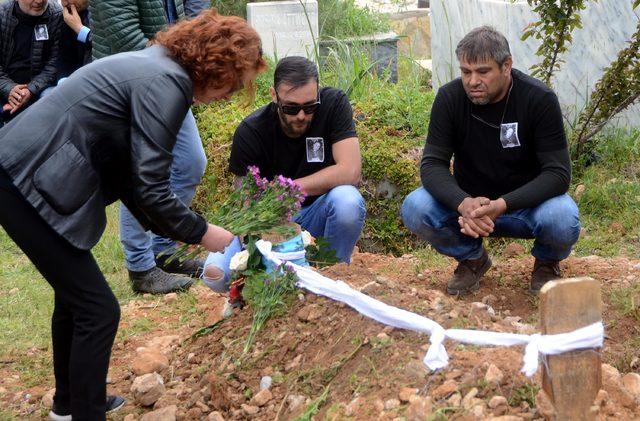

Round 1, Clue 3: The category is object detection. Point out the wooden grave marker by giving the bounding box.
[539,277,602,420]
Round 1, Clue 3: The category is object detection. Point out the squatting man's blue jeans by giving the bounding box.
[401,188,580,262]
[201,184,366,290]
[120,109,207,272]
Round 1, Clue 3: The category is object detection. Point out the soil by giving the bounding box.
[1,251,640,420]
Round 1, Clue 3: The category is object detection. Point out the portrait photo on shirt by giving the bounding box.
[306,137,324,162]
[500,122,520,148]
[34,24,49,41]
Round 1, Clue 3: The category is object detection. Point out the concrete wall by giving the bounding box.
[431,0,639,127]
[388,9,431,59]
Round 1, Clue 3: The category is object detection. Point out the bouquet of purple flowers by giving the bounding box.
[210,166,306,236]
[166,166,306,262]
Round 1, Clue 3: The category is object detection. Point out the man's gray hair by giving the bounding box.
[455,26,512,65]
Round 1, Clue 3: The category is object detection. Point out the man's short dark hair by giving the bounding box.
[455,26,511,66]
[274,56,319,91]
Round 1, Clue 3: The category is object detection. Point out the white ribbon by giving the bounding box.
[255,240,604,377]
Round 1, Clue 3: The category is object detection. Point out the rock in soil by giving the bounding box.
[432,380,457,399]
[208,411,225,421]
[406,396,433,421]
[398,387,419,403]
[488,395,508,408]
[485,363,505,385]
[251,388,273,407]
[131,373,166,407]
[131,350,169,376]
[622,373,640,401]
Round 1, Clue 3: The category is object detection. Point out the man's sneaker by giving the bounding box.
[48,395,125,420]
[529,259,561,294]
[129,267,193,294]
[446,249,492,295]
[156,254,204,278]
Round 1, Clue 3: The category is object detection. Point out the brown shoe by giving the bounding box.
[529,259,561,293]
[446,249,492,295]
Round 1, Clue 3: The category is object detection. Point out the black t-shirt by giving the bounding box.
[229,87,357,205]
[7,3,41,84]
[426,68,567,200]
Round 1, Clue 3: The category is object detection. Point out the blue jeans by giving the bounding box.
[120,109,207,271]
[202,184,366,286]
[401,188,580,262]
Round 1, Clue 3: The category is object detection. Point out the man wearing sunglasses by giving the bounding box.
[201,56,365,291]
[402,26,580,296]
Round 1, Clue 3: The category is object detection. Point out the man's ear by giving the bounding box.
[502,56,513,76]
[269,86,277,103]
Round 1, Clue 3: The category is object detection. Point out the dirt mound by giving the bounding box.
[3,252,640,420]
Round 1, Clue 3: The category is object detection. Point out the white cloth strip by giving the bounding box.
[254,240,604,377]
[271,249,306,261]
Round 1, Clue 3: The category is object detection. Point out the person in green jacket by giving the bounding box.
[89,0,211,294]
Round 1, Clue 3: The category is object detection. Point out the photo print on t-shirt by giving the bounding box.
[306,137,324,163]
[500,122,520,148]
[34,24,49,41]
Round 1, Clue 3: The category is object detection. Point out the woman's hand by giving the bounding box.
[200,223,234,253]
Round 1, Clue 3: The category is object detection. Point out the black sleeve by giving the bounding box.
[420,143,470,211]
[419,87,469,211]
[531,91,567,152]
[502,148,571,210]
[129,73,207,244]
[229,121,265,176]
[327,90,357,144]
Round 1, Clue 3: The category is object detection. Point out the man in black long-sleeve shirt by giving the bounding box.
[402,26,580,295]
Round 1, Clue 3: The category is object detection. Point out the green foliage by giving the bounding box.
[611,282,640,322]
[522,0,588,86]
[508,382,540,407]
[210,0,389,38]
[571,130,640,256]
[570,19,640,162]
[305,237,340,267]
[293,386,331,421]
[319,0,390,39]
[242,265,298,353]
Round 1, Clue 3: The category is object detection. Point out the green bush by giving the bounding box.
[193,64,434,255]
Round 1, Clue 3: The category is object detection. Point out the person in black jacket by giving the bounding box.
[402,26,580,296]
[0,10,265,420]
[0,0,62,124]
[57,0,92,79]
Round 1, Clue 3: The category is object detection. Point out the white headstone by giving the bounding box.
[247,0,319,60]
[430,0,639,127]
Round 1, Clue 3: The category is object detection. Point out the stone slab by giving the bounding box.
[247,0,319,60]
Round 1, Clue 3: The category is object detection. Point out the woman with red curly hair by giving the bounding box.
[0,10,265,420]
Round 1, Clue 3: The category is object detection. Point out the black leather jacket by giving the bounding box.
[0,45,207,250]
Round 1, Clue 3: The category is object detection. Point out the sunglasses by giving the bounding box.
[275,92,321,116]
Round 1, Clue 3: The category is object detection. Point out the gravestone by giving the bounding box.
[430,0,639,127]
[247,0,319,59]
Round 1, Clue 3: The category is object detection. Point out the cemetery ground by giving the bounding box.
[1,131,640,419]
